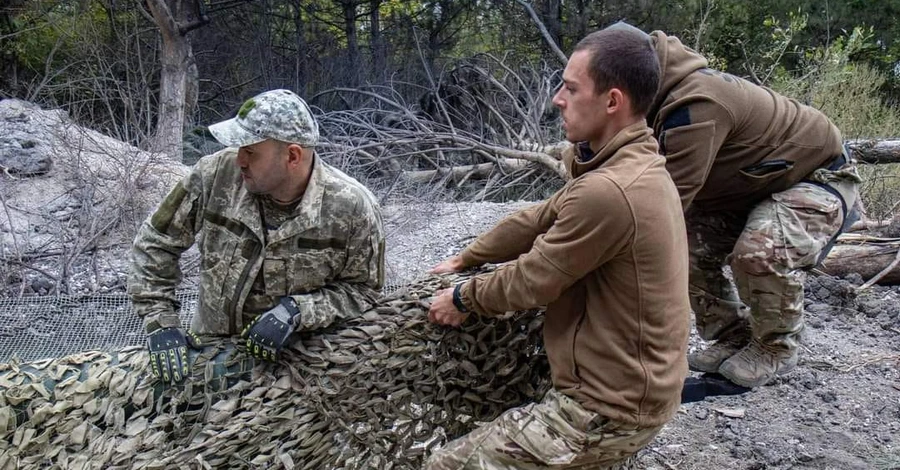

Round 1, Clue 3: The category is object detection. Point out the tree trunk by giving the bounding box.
[292,1,308,96]
[146,0,199,162]
[821,239,900,285]
[0,6,19,93]
[515,0,567,65]
[370,0,385,84]
[572,0,587,46]
[540,0,563,53]
[184,48,199,128]
[341,1,360,86]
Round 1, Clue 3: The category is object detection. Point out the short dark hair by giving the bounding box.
[573,27,660,116]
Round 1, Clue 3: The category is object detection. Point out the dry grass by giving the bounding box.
[773,60,900,223]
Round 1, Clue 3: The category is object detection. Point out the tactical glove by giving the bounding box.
[147,327,191,384]
[241,297,301,361]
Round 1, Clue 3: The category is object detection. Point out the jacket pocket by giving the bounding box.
[197,226,240,333]
[658,121,717,195]
[276,248,340,296]
[509,415,583,465]
[740,159,794,178]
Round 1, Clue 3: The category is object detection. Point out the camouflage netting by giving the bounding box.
[0,272,552,469]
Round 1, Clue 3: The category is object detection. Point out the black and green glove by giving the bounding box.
[241,297,301,362]
[147,327,193,383]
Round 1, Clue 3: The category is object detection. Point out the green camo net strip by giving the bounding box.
[0,272,552,469]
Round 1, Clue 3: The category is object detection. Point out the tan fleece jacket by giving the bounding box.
[648,31,844,212]
[458,123,690,427]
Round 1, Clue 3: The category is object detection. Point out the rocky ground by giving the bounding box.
[639,274,900,470]
[1,99,898,469]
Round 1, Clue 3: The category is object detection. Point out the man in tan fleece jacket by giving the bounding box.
[424,27,690,470]
[638,24,862,389]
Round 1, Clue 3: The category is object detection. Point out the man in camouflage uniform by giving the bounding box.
[636,23,862,388]
[128,89,385,383]
[426,28,689,469]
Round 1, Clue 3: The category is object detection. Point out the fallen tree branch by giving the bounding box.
[402,159,530,184]
[821,236,900,285]
[857,245,900,290]
[846,139,900,164]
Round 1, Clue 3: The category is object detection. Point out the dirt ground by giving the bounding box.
[633,273,900,470]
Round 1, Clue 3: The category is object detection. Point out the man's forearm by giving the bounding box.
[290,282,380,331]
[128,224,191,331]
[459,203,550,267]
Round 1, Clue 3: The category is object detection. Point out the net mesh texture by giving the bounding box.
[0,286,401,363]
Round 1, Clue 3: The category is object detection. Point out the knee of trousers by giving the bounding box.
[730,236,782,278]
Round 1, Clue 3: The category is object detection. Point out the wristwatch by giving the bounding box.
[452,283,470,313]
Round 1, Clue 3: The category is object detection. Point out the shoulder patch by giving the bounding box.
[662,106,691,132]
[150,182,187,234]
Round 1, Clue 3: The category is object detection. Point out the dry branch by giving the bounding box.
[846,139,900,164]
[402,159,530,184]
[514,0,567,66]
[821,235,900,285]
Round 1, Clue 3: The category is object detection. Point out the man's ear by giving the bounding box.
[286,143,305,165]
[607,88,626,114]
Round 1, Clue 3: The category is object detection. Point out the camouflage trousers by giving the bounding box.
[424,388,663,470]
[689,163,860,352]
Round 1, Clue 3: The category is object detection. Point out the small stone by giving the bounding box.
[693,408,709,420]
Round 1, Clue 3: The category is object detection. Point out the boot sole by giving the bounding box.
[687,358,724,374]
[719,360,798,388]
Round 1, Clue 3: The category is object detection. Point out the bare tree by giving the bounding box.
[514,0,567,66]
[144,0,208,162]
[370,0,386,84]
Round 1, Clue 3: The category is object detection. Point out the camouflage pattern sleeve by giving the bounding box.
[292,196,385,331]
[127,160,209,332]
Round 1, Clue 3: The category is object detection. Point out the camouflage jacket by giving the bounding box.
[128,148,385,336]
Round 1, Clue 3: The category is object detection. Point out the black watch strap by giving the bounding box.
[452,283,469,313]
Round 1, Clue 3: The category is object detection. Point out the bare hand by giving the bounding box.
[428,288,470,327]
[429,255,464,274]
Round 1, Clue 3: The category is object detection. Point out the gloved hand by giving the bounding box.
[241,297,301,361]
[147,327,192,384]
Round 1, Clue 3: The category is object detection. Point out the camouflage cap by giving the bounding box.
[209,89,319,148]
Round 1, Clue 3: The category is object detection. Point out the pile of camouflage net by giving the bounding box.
[0,272,552,469]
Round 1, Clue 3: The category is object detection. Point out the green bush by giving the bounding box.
[767,26,900,222]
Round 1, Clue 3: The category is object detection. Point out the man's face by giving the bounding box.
[235,139,291,195]
[552,49,609,144]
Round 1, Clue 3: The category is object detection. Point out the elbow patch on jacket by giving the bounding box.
[150,182,188,234]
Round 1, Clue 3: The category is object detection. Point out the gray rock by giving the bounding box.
[752,444,783,466]
[694,407,709,420]
[0,134,52,175]
[30,278,53,294]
